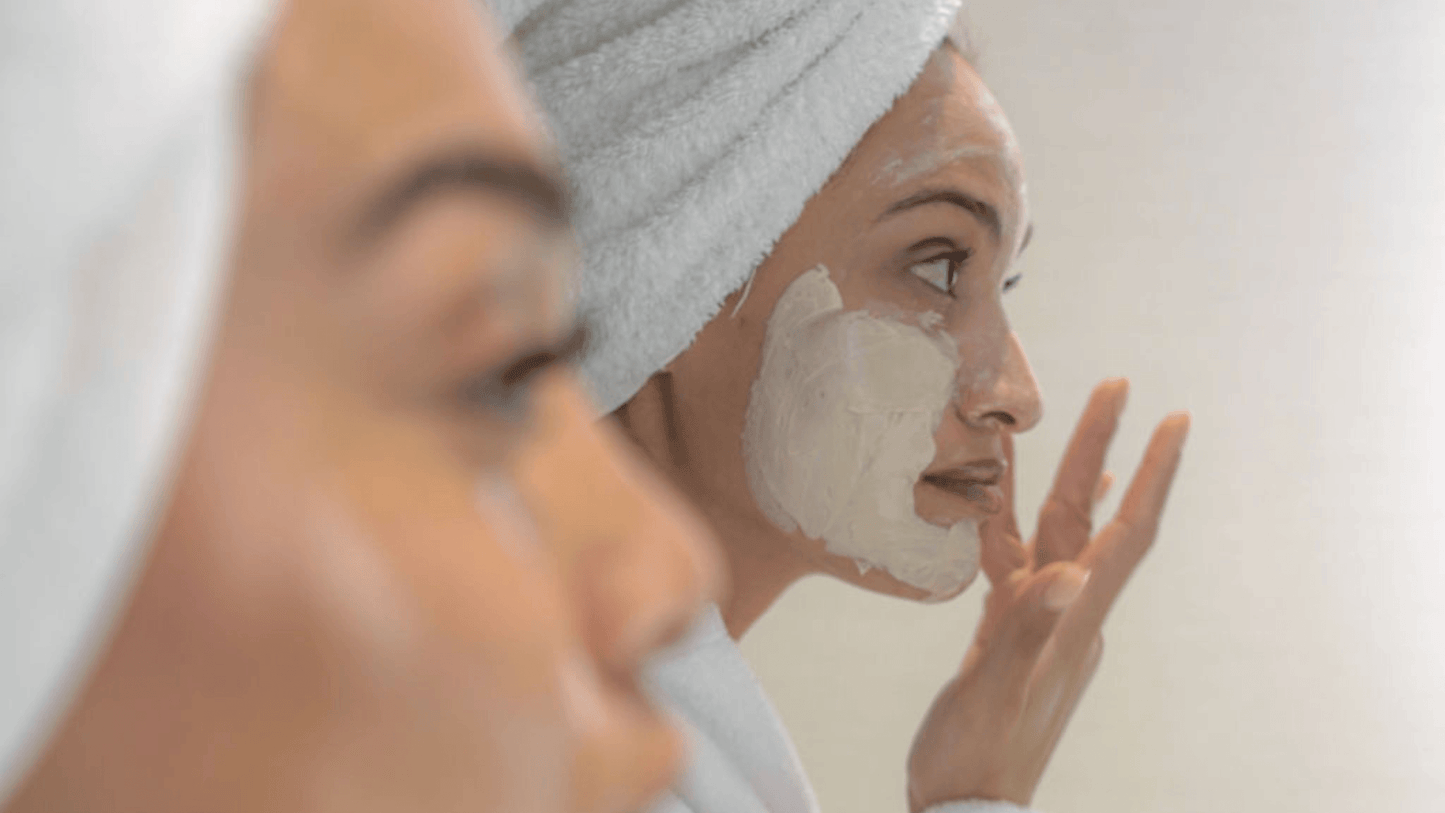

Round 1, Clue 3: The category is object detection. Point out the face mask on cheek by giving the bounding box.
[742,266,980,599]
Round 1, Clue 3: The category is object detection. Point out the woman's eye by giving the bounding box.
[454,350,558,423]
[907,250,970,297]
[451,324,589,424]
[1003,273,1023,293]
[455,374,538,424]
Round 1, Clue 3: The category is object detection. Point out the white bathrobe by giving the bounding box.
[646,605,1033,813]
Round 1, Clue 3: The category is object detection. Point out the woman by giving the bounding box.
[0,0,719,811]
[502,2,1190,810]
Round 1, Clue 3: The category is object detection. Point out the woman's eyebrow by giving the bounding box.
[351,150,571,245]
[878,188,1001,242]
[495,319,592,386]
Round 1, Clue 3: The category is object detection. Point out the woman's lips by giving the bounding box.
[920,460,1005,515]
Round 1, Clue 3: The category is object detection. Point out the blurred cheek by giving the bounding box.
[47,338,582,812]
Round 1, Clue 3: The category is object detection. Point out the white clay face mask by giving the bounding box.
[742,266,980,599]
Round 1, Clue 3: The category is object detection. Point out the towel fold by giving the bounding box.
[499,0,965,412]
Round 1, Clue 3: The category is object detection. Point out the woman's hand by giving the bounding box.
[906,379,1190,811]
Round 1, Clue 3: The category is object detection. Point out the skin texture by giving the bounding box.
[618,46,1191,807]
[3,1,720,812]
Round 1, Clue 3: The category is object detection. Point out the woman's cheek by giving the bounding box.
[742,266,981,598]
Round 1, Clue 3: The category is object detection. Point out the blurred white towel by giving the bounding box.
[0,0,273,796]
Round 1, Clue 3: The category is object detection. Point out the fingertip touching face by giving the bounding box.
[649,45,1040,606]
[4,1,719,812]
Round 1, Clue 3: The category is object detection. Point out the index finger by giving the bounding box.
[1035,379,1129,566]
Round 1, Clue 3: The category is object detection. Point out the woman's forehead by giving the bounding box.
[860,48,1025,198]
[264,0,547,178]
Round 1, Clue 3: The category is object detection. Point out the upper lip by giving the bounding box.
[922,458,1006,487]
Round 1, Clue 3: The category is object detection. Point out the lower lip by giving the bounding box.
[922,479,1004,515]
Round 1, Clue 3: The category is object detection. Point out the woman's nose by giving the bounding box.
[960,330,1043,433]
[585,419,724,671]
[517,375,723,675]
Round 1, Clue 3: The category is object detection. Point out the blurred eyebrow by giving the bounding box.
[879,188,1001,242]
[1019,222,1034,255]
[352,151,570,244]
[496,319,592,387]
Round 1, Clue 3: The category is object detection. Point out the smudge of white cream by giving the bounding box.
[868,48,1029,239]
[741,266,980,599]
[875,143,1002,187]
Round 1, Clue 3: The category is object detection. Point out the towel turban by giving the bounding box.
[0,0,274,794]
[497,0,966,412]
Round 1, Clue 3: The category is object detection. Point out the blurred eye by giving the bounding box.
[456,351,556,422]
[1003,273,1023,293]
[454,322,590,423]
[907,249,972,297]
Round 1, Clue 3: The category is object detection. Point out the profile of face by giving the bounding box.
[3,1,719,812]
[623,45,1038,606]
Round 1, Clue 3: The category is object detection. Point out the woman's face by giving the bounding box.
[648,46,1040,602]
[5,1,719,812]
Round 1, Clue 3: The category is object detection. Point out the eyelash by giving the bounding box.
[907,248,973,297]
[907,249,1025,297]
[454,324,589,421]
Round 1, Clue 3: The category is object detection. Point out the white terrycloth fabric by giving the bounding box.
[0,0,274,797]
[645,605,1036,813]
[499,0,966,412]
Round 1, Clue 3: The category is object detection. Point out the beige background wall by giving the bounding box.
[739,2,1445,811]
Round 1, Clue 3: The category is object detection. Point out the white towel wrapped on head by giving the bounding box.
[0,0,273,795]
[499,0,966,412]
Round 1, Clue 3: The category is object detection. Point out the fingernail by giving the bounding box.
[1043,567,1089,611]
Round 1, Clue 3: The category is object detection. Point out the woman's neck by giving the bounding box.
[611,376,812,639]
[705,505,812,639]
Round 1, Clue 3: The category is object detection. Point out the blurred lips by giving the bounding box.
[920,459,1005,515]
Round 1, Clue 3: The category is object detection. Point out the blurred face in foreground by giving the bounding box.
[4,0,720,812]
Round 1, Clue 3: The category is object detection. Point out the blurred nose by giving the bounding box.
[586,420,724,672]
[958,330,1042,433]
[516,375,723,676]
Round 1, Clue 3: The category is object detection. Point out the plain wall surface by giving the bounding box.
[739,2,1445,811]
